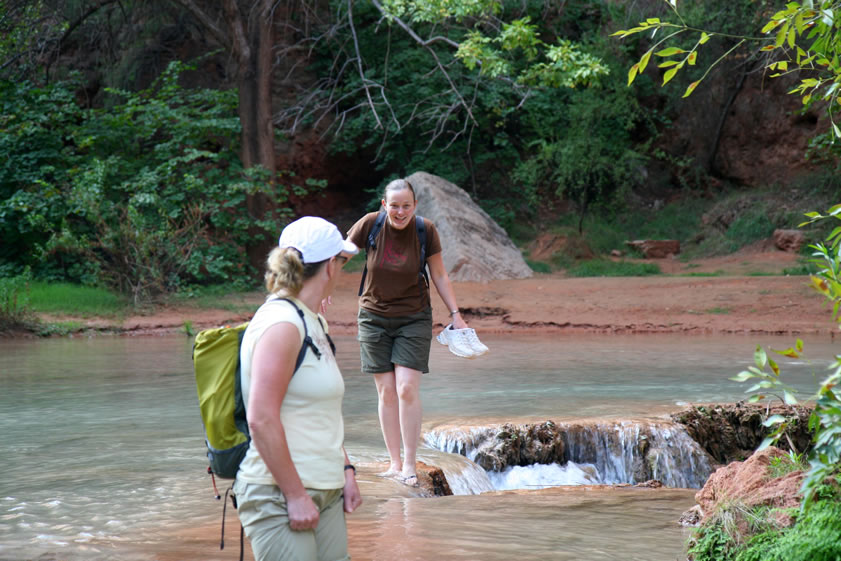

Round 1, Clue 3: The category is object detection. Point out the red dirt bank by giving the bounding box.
[73,250,834,337]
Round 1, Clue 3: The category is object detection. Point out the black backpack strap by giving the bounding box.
[416,215,429,290]
[358,211,387,297]
[278,297,321,368]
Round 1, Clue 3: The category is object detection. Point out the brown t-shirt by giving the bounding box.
[347,211,443,317]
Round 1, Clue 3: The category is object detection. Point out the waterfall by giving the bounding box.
[424,420,714,490]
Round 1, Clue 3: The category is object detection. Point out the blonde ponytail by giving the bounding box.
[264,246,328,296]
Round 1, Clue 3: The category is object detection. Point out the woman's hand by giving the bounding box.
[343,470,363,513]
[452,313,469,330]
[287,492,320,531]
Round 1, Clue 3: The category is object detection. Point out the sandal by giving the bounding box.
[399,474,419,488]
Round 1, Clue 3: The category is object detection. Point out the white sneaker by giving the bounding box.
[463,328,489,355]
[436,324,488,358]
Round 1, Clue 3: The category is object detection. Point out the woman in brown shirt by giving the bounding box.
[347,178,471,487]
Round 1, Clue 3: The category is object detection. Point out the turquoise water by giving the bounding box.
[0,333,836,560]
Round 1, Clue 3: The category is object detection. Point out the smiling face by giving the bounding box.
[382,185,417,230]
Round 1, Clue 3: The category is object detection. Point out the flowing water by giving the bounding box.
[1,332,837,561]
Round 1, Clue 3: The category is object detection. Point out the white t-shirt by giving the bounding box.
[237,295,345,489]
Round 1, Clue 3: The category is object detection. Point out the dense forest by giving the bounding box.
[2,0,840,302]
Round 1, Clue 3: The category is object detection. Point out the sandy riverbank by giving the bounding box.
[54,249,835,338]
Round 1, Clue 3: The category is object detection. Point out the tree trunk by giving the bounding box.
[224,0,276,272]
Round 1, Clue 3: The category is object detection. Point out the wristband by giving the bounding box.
[449,309,460,316]
[344,464,356,474]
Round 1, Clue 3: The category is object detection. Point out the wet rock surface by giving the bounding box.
[671,402,813,465]
[426,418,714,488]
[417,462,453,497]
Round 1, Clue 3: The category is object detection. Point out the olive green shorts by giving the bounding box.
[357,307,432,374]
[232,480,349,561]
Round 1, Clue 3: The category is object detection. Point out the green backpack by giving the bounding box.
[192,298,332,480]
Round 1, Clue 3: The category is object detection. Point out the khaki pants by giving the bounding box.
[233,480,349,561]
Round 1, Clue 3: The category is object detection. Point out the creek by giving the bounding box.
[1,332,836,560]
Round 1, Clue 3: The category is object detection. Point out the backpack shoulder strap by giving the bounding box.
[416,215,429,289]
[276,297,321,370]
[358,211,387,297]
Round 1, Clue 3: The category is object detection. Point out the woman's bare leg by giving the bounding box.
[394,365,422,478]
[373,371,402,474]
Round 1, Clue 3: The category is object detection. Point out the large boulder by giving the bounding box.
[407,171,532,282]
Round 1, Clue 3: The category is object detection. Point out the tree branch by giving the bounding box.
[171,0,231,49]
[369,0,476,126]
[347,0,383,129]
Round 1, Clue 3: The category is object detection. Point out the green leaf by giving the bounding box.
[732,371,755,382]
[796,338,804,352]
[663,67,678,85]
[699,32,711,44]
[658,60,680,68]
[763,414,787,426]
[762,19,781,34]
[755,345,768,369]
[783,390,798,405]
[833,121,841,138]
[775,24,789,47]
[628,63,639,86]
[757,435,777,450]
[769,357,780,376]
[683,81,699,97]
[688,51,697,66]
[639,49,653,73]
[655,47,687,57]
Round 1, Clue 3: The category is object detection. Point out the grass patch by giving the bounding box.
[678,270,725,277]
[170,284,259,314]
[566,259,661,277]
[767,452,808,479]
[526,259,552,274]
[783,263,818,276]
[705,307,731,314]
[36,321,86,337]
[724,207,776,251]
[27,281,129,317]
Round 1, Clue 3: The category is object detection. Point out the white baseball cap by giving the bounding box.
[278,216,359,263]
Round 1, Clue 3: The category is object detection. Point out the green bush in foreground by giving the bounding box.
[0,273,33,330]
[689,488,841,561]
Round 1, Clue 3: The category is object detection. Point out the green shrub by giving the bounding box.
[0,273,33,330]
[735,493,841,561]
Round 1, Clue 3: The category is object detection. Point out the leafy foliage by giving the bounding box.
[733,490,841,561]
[731,203,841,510]
[0,60,293,303]
[615,0,841,137]
[0,271,33,331]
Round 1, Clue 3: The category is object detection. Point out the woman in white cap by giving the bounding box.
[233,216,362,561]
[347,178,477,488]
